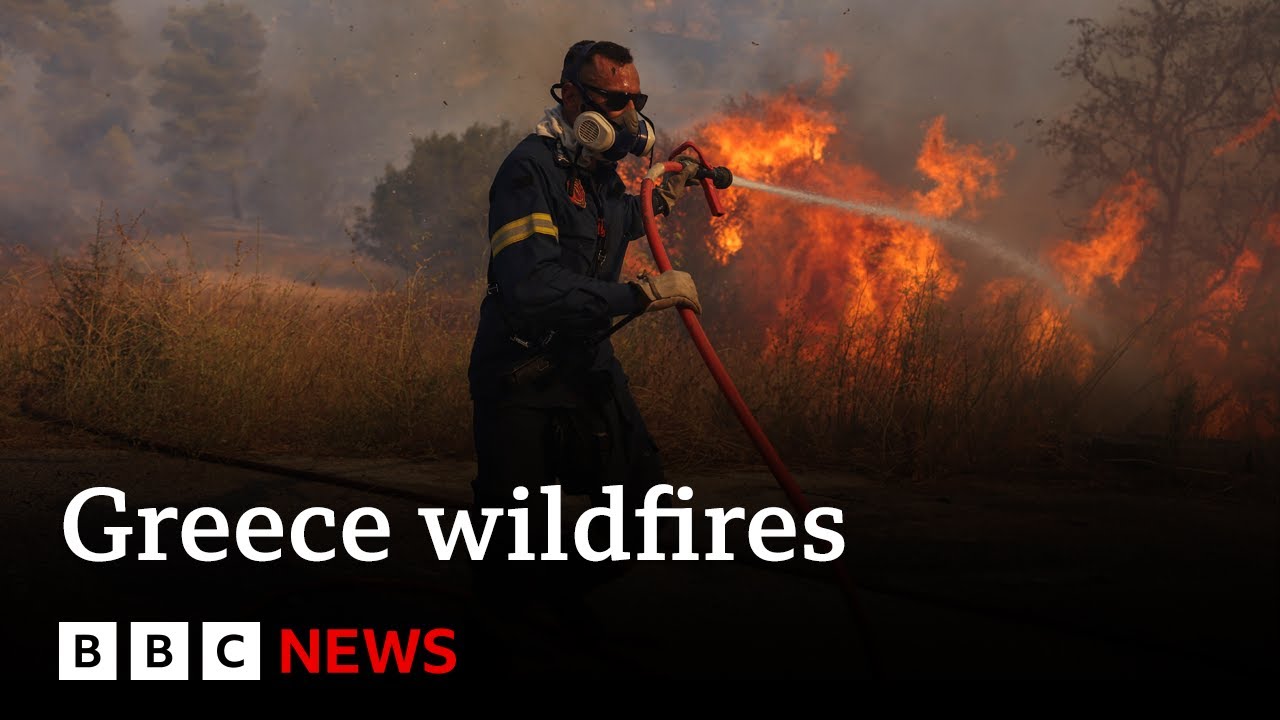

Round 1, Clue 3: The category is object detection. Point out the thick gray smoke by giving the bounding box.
[0,0,1119,267]
[1,0,144,247]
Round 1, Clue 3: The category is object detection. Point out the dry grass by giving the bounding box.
[2,215,1273,477]
[3,215,475,458]
[616,271,1100,475]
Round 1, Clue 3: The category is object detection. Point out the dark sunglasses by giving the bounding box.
[577,81,648,113]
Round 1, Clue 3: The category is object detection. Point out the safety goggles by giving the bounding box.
[577,81,648,113]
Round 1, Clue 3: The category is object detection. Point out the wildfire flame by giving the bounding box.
[1177,240,1273,436]
[693,56,1013,333]
[819,50,850,98]
[641,51,1273,440]
[1049,171,1157,296]
[979,277,1094,381]
[699,90,837,186]
[1200,248,1263,347]
[912,116,1013,219]
[1212,91,1280,157]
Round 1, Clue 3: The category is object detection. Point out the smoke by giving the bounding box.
[0,0,145,249]
[150,2,266,222]
[0,0,1119,260]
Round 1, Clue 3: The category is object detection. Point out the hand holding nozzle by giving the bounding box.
[694,165,733,189]
[654,152,701,213]
[647,142,731,216]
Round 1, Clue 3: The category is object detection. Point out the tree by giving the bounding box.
[149,2,266,220]
[349,121,526,277]
[1041,0,1279,307]
[1041,0,1279,435]
[0,0,141,195]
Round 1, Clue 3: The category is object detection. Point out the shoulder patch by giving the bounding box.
[510,173,534,190]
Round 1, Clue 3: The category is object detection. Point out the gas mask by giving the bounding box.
[551,40,658,163]
[572,105,656,162]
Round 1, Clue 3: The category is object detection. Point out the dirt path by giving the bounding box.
[3,411,1275,683]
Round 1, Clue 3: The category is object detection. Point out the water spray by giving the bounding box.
[733,177,1076,308]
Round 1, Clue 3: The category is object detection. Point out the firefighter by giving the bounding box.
[466,39,701,611]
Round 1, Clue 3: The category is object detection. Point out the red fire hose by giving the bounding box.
[642,144,877,670]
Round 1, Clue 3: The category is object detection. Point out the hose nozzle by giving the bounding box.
[696,165,733,189]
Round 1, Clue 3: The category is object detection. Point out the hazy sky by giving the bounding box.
[1,0,1122,254]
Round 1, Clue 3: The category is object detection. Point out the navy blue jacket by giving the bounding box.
[468,133,652,405]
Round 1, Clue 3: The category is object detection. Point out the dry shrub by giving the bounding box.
[9,214,476,457]
[4,216,1269,477]
[618,270,1106,477]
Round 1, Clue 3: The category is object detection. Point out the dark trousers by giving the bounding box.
[469,372,666,602]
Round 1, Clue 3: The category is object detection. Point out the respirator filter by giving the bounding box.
[573,109,655,162]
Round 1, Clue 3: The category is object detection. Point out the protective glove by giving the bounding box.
[632,270,702,315]
[655,152,701,215]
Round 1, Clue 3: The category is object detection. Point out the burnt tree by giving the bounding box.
[1041,0,1278,307]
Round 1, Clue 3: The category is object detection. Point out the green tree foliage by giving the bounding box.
[350,121,526,278]
[149,2,266,220]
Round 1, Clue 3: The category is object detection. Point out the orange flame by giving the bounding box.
[699,91,837,185]
[697,89,840,265]
[912,116,1014,219]
[819,50,850,97]
[1192,247,1264,355]
[1213,91,1280,157]
[1180,242,1274,437]
[1049,171,1157,295]
[691,53,1013,340]
[980,278,1094,381]
[644,51,1271,441]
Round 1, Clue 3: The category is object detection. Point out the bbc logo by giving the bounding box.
[58,622,261,680]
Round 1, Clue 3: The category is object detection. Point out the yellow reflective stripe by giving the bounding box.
[490,212,558,257]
